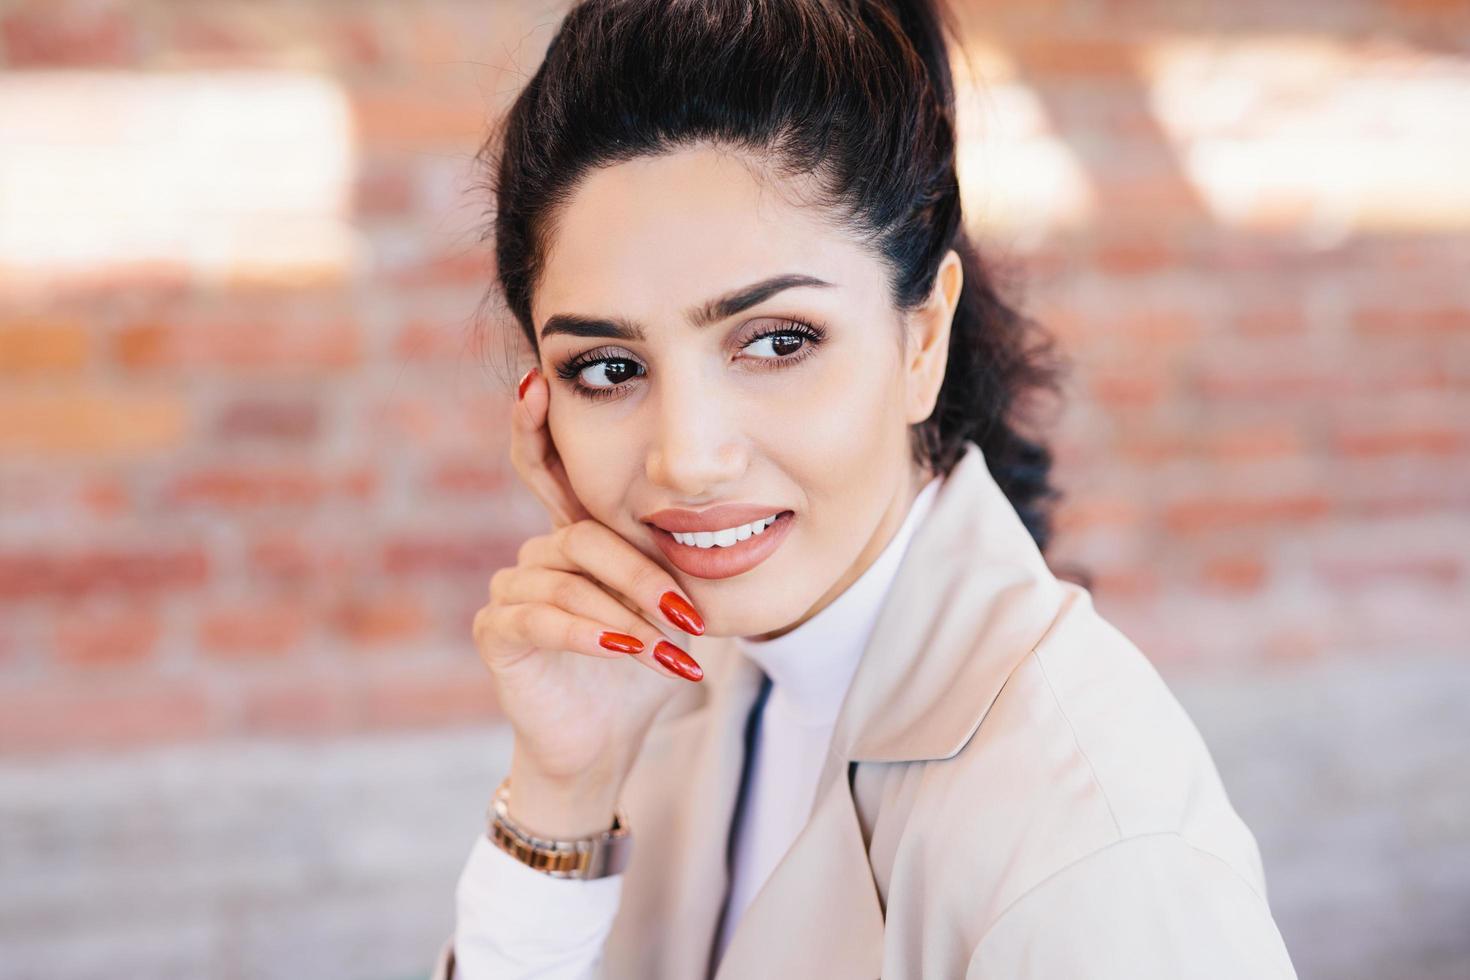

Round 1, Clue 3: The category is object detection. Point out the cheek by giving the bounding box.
[762,342,900,460]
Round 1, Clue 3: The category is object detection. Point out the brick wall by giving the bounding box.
[1,1,1466,978]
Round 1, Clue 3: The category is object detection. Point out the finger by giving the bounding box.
[489,601,700,682]
[496,566,655,636]
[520,521,707,639]
[496,567,703,682]
[510,366,593,529]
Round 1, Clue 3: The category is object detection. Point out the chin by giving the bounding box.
[682,590,806,641]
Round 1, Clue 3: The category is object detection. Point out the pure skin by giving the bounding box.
[473,143,962,838]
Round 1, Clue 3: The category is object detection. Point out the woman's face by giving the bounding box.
[531,144,958,639]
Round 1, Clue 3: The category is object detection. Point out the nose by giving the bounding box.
[644,376,747,498]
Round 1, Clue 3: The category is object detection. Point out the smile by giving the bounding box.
[649,510,795,580]
[667,512,783,548]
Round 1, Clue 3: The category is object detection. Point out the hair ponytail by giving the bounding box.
[480,0,1073,557]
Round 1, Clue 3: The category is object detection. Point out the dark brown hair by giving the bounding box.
[475,0,1071,555]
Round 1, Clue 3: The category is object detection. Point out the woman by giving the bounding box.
[433,0,1299,976]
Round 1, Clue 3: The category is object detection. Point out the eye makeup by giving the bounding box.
[551,317,829,402]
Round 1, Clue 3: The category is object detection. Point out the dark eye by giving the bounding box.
[744,331,809,359]
[575,358,642,392]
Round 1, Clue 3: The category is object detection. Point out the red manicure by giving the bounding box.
[658,591,704,635]
[653,640,703,682]
[517,367,538,401]
[598,631,643,654]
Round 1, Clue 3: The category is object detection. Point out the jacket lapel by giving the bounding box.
[710,440,1070,979]
[654,641,768,980]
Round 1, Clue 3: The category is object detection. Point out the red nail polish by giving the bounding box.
[653,640,703,682]
[658,591,704,635]
[517,367,538,401]
[598,630,643,654]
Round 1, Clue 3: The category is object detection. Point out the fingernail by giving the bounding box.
[658,591,704,635]
[653,640,703,682]
[517,366,538,401]
[598,630,643,654]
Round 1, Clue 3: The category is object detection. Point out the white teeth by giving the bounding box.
[671,513,782,548]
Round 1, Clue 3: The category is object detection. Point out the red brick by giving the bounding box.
[1192,364,1357,402]
[1,5,138,66]
[1317,556,1462,590]
[329,593,431,646]
[0,681,213,755]
[1085,565,1160,599]
[164,7,382,70]
[0,546,208,601]
[0,319,89,374]
[1093,239,1177,276]
[197,599,311,659]
[55,603,162,668]
[1334,427,1467,458]
[1231,306,1309,338]
[330,12,387,68]
[1091,370,1165,408]
[1052,496,1145,533]
[356,669,503,729]
[237,677,354,736]
[1354,307,1470,337]
[247,532,358,584]
[1088,175,1205,224]
[387,248,495,288]
[0,390,188,455]
[112,318,362,374]
[213,398,320,444]
[164,464,377,510]
[351,84,490,152]
[1012,37,1138,77]
[354,165,417,218]
[1262,627,1324,664]
[393,319,472,362]
[1386,0,1470,16]
[1117,423,1301,464]
[1106,310,1200,346]
[1200,556,1269,593]
[79,477,131,519]
[382,533,516,578]
[429,460,512,496]
[1163,494,1332,534]
[167,12,265,60]
[1338,486,1470,519]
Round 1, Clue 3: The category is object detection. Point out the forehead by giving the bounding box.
[534,145,874,330]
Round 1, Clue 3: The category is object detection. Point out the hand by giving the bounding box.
[508,365,592,530]
[471,367,707,824]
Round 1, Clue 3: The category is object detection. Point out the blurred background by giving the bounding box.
[1,1,1466,977]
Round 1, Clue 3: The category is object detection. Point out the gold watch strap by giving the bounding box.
[486,776,632,879]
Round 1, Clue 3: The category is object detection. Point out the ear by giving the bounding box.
[905,248,963,425]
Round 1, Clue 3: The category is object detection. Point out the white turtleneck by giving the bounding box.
[453,473,944,979]
[712,472,943,964]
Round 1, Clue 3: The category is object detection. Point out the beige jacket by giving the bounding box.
[433,440,1298,978]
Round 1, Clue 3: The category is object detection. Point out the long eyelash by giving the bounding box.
[558,318,828,401]
[752,319,827,369]
[553,345,623,382]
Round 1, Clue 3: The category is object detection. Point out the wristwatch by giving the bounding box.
[486,776,633,879]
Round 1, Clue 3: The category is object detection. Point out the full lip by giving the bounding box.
[646,510,797,580]
[641,502,792,534]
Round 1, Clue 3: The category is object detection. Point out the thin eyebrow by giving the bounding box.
[538,273,835,342]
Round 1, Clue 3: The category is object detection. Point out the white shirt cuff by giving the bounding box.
[453,830,624,979]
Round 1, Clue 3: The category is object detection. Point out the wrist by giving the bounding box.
[507,756,623,839]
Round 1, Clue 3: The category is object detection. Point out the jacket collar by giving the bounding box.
[698,438,1067,763]
[663,439,1071,979]
[832,438,1067,765]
